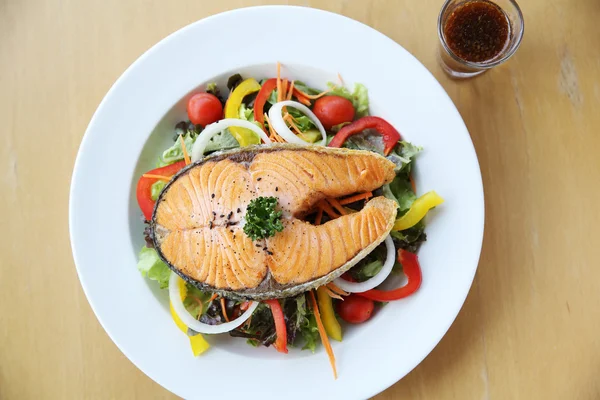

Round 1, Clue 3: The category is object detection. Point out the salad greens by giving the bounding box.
[327,82,370,118]
[136,73,432,357]
[137,247,171,289]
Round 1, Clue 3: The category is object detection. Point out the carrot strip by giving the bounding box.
[327,198,347,215]
[323,286,344,301]
[319,200,339,219]
[294,86,333,100]
[141,173,172,182]
[209,293,218,302]
[409,173,416,193]
[314,208,323,225]
[276,62,282,102]
[220,298,230,322]
[264,114,285,143]
[286,80,295,100]
[283,114,310,141]
[179,135,191,165]
[292,88,312,106]
[309,291,337,379]
[338,191,373,205]
[337,72,344,86]
[327,282,350,297]
[281,80,288,101]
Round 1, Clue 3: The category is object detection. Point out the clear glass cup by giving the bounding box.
[437,0,524,79]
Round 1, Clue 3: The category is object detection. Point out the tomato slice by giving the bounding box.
[136,161,186,221]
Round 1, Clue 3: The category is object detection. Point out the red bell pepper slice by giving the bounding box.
[357,249,422,301]
[328,116,401,155]
[264,299,288,354]
[136,161,186,221]
[254,78,278,126]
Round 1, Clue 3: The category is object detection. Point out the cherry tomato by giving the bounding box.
[336,294,374,324]
[186,93,223,126]
[312,95,355,131]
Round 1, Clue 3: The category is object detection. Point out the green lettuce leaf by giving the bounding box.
[137,247,170,289]
[300,312,320,353]
[150,180,166,201]
[157,134,194,167]
[383,176,416,211]
[288,107,316,132]
[387,141,422,173]
[390,221,427,253]
[327,82,369,118]
[239,103,255,123]
[204,129,240,153]
[353,260,384,281]
[183,285,212,319]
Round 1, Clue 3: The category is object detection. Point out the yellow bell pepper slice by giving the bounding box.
[393,191,444,231]
[316,287,342,342]
[224,78,262,147]
[170,276,210,356]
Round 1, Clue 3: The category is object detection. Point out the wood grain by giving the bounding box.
[1,0,599,399]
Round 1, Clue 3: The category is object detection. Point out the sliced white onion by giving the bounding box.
[169,272,259,334]
[333,235,396,293]
[268,101,327,146]
[191,119,272,162]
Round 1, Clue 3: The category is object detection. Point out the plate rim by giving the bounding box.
[69,5,484,399]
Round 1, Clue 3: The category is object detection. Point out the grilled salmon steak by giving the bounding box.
[152,144,397,300]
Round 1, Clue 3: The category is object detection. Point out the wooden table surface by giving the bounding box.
[2,0,599,399]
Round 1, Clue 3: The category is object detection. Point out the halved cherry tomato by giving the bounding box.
[312,95,355,131]
[336,294,374,324]
[187,93,223,126]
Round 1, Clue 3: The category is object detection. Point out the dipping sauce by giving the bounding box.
[443,0,510,63]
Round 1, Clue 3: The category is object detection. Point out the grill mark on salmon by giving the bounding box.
[152,144,397,299]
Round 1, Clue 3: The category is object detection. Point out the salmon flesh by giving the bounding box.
[152,144,397,300]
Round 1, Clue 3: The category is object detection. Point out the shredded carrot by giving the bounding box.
[323,286,344,300]
[294,86,334,100]
[327,282,350,297]
[286,80,295,100]
[141,173,172,182]
[281,79,288,101]
[179,135,191,165]
[319,200,339,219]
[309,291,337,379]
[189,295,205,320]
[337,72,344,86]
[293,91,312,106]
[264,114,285,142]
[209,293,218,302]
[220,298,230,322]
[314,208,323,225]
[409,173,416,193]
[338,191,373,205]
[326,198,347,215]
[276,62,282,102]
[283,114,310,141]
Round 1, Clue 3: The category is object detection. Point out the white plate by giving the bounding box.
[70,6,484,399]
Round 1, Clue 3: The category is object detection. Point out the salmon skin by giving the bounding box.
[152,144,397,300]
